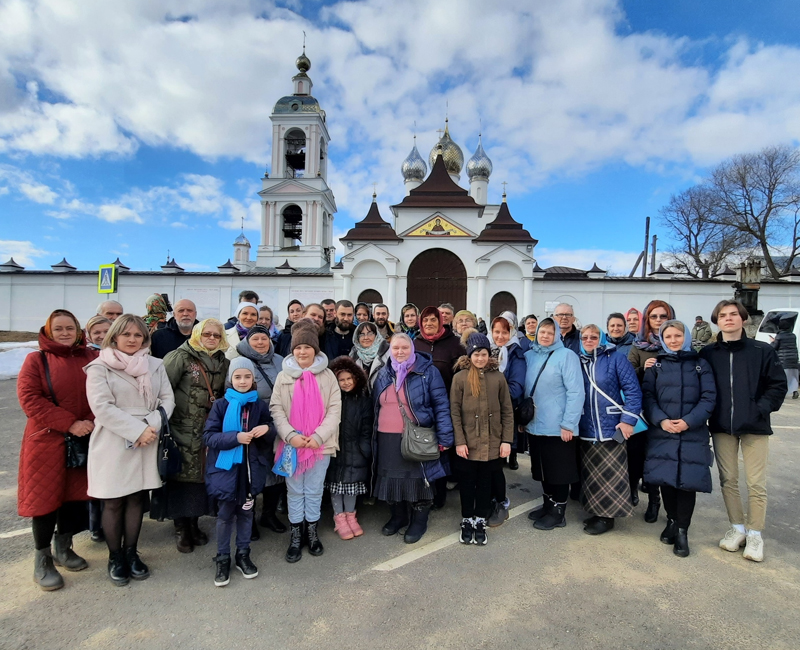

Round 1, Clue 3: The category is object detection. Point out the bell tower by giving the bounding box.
[256,47,337,269]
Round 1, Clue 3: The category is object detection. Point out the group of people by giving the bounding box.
[16,291,788,591]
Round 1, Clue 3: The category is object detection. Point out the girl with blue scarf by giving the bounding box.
[203,358,274,587]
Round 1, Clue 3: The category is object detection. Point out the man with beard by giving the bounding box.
[303,303,339,360]
[372,303,395,340]
[328,300,356,357]
[151,299,199,358]
[322,298,337,326]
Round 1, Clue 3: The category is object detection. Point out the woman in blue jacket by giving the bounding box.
[643,320,716,558]
[524,318,585,531]
[372,333,454,545]
[577,325,642,535]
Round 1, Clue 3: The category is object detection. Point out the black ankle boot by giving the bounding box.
[125,546,149,580]
[259,510,287,534]
[508,451,519,470]
[533,503,566,531]
[214,554,231,587]
[108,550,130,587]
[660,519,677,545]
[189,517,208,546]
[382,502,410,536]
[306,520,324,556]
[583,516,614,535]
[673,528,690,557]
[404,502,431,544]
[644,491,661,523]
[528,495,553,521]
[286,523,303,563]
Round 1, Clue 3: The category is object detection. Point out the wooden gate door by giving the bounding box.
[407,248,467,311]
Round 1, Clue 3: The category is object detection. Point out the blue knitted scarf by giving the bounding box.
[215,387,259,470]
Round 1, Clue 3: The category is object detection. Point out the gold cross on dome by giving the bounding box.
[501,181,508,193]
[436,128,444,139]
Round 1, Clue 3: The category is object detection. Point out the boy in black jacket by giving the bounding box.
[699,300,786,563]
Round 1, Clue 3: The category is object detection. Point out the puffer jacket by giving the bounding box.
[203,397,273,503]
[524,330,584,437]
[578,344,642,442]
[413,328,464,393]
[449,357,514,461]
[163,342,229,483]
[699,332,787,435]
[372,351,455,482]
[606,331,636,360]
[771,331,799,370]
[642,351,717,492]
[500,343,527,406]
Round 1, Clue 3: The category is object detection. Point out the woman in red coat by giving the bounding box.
[17,309,97,591]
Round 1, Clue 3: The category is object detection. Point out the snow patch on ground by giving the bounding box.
[0,344,38,380]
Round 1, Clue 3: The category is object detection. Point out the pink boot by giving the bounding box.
[345,512,363,537]
[334,513,354,540]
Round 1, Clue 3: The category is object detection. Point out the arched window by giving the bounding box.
[490,291,517,319]
[282,204,303,243]
[285,128,306,178]
[358,289,382,305]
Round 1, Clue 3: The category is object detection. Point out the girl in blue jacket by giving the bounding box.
[203,358,272,587]
[524,318,585,530]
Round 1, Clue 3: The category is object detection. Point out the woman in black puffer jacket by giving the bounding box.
[326,356,373,540]
[643,320,716,558]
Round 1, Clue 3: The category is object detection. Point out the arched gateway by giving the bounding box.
[407,248,467,311]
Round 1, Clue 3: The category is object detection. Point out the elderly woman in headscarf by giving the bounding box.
[643,320,716,557]
[143,294,169,333]
[627,300,676,524]
[349,321,389,391]
[354,302,372,325]
[233,324,286,538]
[161,319,230,553]
[225,302,260,359]
[372,333,454,544]
[398,303,420,340]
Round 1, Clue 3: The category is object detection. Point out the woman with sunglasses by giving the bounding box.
[627,301,676,524]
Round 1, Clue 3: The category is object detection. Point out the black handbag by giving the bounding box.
[156,405,182,479]
[40,351,89,468]
[515,351,554,426]
[397,398,440,463]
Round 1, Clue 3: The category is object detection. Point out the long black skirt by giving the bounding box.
[373,432,434,503]
[150,480,212,521]
[528,434,579,486]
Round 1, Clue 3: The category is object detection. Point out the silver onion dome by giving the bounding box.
[234,233,250,246]
[401,138,427,181]
[428,118,464,176]
[467,136,493,180]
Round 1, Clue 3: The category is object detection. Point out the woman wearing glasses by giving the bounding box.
[349,321,390,392]
[161,319,230,553]
[627,301,676,524]
[577,325,642,535]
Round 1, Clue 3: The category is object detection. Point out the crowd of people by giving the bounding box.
[16,291,790,591]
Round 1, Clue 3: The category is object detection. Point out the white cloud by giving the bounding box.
[98,204,143,224]
[18,181,57,204]
[536,247,642,276]
[0,239,48,267]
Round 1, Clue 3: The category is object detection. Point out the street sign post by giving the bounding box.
[98,264,117,294]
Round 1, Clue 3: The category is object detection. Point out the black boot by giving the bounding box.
[174,519,193,554]
[107,550,130,587]
[260,487,288,533]
[404,502,431,544]
[644,490,661,523]
[250,518,260,542]
[630,485,640,507]
[533,503,566,531]
[125,546,150,580]
[189,517,208,546]
[528,495,553,521]
[259,511,287,534]
[235,548,259,578]
[583,516,614,535]
[53,533,88,571]
[381,502,410,536]
[33,548,64,591]
[569,482,581,501]
[660,519,677,545]
[508,451,519,471]
[214,554,231,587]
[673,528,690,557]
[286,523,303,563]
[306,520,324,556]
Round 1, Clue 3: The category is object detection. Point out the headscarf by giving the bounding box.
[658,320,693,355]
[626,307,644,333]
[633,300,676,352]
[352,321,385,366]
[389,332,416,390]
[489,315,519,373]
[234,302,259,341]
[398,303,420,338]
[579,328,608,357]
[44,309,84,347]
[418,306,446,342]
[236,325,281,400]
[530,318,563,354]
[188,318,229,354]
[99,346,153,402]
[143,294,169,332]
[354,302,372,323]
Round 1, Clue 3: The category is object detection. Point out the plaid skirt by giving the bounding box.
[325,481,367,496]
[579,439,634,518]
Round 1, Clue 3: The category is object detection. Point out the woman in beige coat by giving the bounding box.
[85,314,175,587]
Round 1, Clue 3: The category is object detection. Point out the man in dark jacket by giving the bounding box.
[699,300,786,563]
[373,304,395,340]
[554,303,581,356]
[327,300,356,358]
[151,299,198,358]
[303,303,339,361]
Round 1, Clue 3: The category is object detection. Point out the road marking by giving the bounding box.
[0,528,29,540]
[372,498,541,572]
[771,426,798,429]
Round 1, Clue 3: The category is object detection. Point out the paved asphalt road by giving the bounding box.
[0,378,798,650]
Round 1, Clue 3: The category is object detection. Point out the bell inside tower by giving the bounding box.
[282,204,303,243]
[285,128,306,177]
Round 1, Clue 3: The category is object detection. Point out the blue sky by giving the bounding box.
[1,0,799,275]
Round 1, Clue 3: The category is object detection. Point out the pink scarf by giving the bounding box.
[280,370,325,476]
[99,347,153,403]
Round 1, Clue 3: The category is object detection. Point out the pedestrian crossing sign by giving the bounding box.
[98,264,117,294]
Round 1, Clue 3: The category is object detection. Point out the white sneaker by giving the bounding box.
[719,527,747,552]
[742,532,764,562]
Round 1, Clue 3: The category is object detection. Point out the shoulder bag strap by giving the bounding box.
[39,351,59,407]
[394,386,418,426]
[196,362,216,403]
[581,362,640,421]
[529,351,554,399]
[253,363,274,390]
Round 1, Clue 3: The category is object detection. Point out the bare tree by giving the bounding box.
[659,185,746,278]
[709,145,800,279]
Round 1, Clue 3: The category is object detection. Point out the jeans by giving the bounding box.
[286,456,330,524]
[216,499,253,556]
[712,433,769,531]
